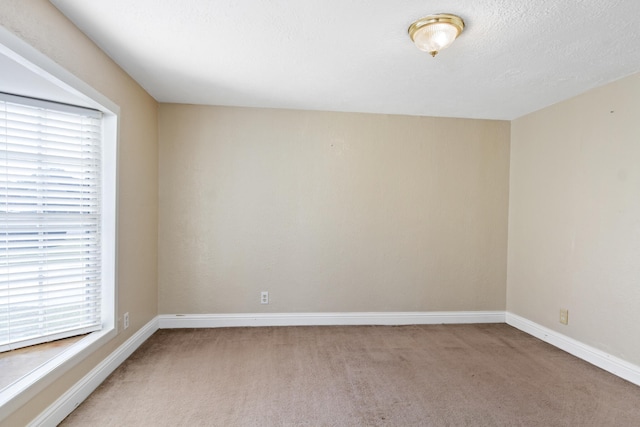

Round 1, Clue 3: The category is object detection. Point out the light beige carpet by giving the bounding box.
[61,324,640,426]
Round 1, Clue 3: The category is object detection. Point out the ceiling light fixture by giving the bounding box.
[408,14,465,57]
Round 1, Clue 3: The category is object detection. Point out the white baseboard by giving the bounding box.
[158,311,506,328]
[506,312,640,387]
[29,317,159,427]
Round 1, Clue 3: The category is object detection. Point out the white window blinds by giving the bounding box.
[0,93,103,352]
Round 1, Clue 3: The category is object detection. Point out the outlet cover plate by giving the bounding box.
[559,309,568,325]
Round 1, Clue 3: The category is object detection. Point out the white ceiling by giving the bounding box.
[50,0,640,120]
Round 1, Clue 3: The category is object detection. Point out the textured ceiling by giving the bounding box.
[50,0,640,120]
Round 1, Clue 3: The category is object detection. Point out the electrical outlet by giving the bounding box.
[559,309,568,325]
[261,291,269,304]
[124,312,130,329]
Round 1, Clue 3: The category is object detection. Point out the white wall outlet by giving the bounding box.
[124,312,130,329]
[559,308,568,325]
[260,291,269,304]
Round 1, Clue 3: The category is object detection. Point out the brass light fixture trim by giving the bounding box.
[408,13,465,57]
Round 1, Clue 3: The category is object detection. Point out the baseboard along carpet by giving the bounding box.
[60,324,640,426]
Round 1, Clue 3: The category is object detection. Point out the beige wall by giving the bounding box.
[0,1,158,425]
[159,105,510,314]
[508,73,640,366]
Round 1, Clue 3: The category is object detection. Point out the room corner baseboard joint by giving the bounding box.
[28,317,160,427]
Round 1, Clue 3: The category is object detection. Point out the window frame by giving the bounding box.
[0,26,119,421]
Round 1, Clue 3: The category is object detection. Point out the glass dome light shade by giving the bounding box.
[409,14,465,57]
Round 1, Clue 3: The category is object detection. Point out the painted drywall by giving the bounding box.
[159,105,510,314]
[507,73,640,366]
[0,2,158,426]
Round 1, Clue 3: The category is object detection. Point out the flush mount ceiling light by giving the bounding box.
[408,14,465,57]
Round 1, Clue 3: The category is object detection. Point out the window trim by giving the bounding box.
[0,26,119,421]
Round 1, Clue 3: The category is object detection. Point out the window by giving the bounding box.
[0,93,103,352]
[0,30,118,419]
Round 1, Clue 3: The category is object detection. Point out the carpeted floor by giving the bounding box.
[61,324,640,426]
